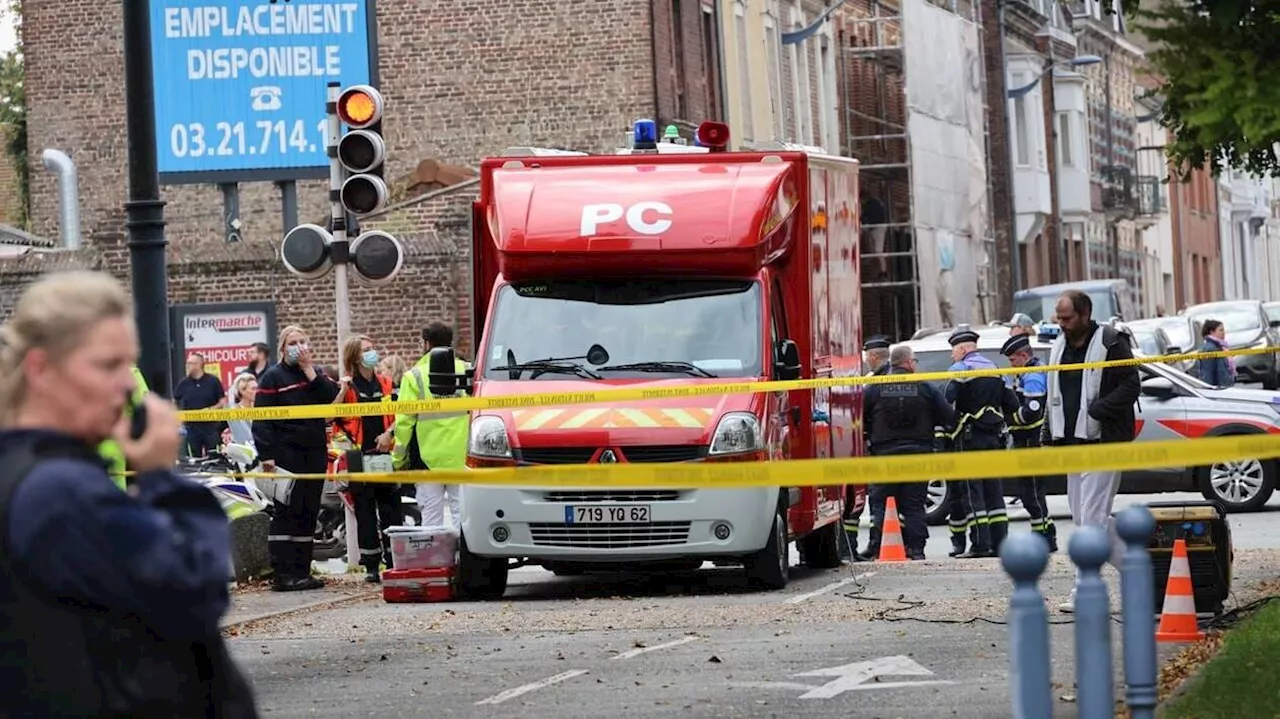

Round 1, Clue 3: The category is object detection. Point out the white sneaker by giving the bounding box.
[1058,589,1076,614]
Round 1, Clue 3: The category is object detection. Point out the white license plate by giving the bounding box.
[565,505,651,524]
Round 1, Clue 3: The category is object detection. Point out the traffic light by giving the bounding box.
[336,84,388,216]
[349,229,405,286]
[280,223,334,280]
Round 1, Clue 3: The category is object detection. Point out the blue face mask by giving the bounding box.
[361,349,379,369]
[285,343,307,363]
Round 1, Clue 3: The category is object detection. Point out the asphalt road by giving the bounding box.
[230,493,1280,718]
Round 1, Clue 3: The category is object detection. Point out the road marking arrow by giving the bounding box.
[793,654,954,699]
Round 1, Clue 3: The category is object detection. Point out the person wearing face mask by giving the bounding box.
[252,325,341,592]
[0,271,257,716]
[333,334,400,582]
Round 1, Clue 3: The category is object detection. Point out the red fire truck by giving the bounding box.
[456,120,865,599]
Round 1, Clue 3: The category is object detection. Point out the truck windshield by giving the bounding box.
[483,279,763,380]
[1014,290,1118,323]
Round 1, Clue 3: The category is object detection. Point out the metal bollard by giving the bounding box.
[1069,526,1115,718]
[1000,532,1053,719]
[1116,505,1158,719]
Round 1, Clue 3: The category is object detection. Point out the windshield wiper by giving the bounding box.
[598,361,718,378]
[489,360,601,380]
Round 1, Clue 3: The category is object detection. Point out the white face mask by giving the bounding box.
[286,342,308,363]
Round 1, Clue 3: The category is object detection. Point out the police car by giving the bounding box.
[900,322,1280,523]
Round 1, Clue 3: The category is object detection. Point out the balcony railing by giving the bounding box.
[1135,175,1164,216]
[1101,165,1137,216]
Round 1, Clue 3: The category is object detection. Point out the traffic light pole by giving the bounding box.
[123,0,172,396]
[325,82,353,378]
[325,82,359,571]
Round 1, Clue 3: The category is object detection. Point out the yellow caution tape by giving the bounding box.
[177,345,1276,423]
[192,433,1280,488]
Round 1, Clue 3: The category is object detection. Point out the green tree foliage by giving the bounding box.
[0,0,24,225]
[1131,0,1280,178]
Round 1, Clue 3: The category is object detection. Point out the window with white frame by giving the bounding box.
[764,10,786,141]
[786,5,802,141]
[1012,73,1031,166]
[819,32,839,153]
[1057,111,1073,167]
[796,19,814,144]
[734,1,753,140]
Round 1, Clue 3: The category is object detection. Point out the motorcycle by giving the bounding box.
[175,443,273,520]
[312,447,423,562]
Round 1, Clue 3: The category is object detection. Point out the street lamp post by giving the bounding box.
[123,0,172,397]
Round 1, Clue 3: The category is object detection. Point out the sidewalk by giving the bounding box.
[222,575,379,629]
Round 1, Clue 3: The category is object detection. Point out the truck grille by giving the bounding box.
[529,522,692,549]
[543,490,681,502]
[519,445,705,465]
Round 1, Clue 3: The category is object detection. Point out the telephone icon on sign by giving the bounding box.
[250,86,283,112]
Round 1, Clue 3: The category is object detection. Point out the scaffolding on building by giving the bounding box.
[838,0,997,340]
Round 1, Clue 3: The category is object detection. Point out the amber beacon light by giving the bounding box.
[336,85,389,215]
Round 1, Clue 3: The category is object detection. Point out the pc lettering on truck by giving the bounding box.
[453,120,865,600]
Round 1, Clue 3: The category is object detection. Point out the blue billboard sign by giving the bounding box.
[149,0,377,184]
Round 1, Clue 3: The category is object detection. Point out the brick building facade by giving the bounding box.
[4,1,714,374]
[1167,164,1222,307]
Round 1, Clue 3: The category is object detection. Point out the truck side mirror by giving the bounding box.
[427,347,461,397]
[775,339,801,381]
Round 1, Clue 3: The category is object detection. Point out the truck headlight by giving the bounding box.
[468,415,512,458]
[708,412,763,456]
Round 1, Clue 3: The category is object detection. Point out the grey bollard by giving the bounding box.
[1116,505,1158,719]
[1001,532,1053,719]
[1069,526,1115,718]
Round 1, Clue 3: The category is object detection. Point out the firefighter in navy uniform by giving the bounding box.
[839,335,892,562]
[943,325,1021,558]
[861,344,954,560]
[1001,333,1058,551]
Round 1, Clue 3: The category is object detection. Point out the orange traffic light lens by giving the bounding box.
[340,92,376,125]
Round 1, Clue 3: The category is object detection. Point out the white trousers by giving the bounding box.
[416,483,460,528]
[1066,469,1125,570]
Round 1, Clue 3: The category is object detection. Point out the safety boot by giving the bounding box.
[956,527,993,559]
[1043,526,1059,553]
[948,533,966,558]
[840,530,869,562]
[362,560,382,584]
[990,522,1009,556]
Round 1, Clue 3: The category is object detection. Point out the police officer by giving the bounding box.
[1001,334,1057,551]
[839,335,892,562]
[1009,313,1036,338]
[861,344,953,560]
[943,325,1020,558]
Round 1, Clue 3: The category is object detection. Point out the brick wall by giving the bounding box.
[8,0,658,370]
[979,0,1014,316]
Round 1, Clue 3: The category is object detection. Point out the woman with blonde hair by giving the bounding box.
[226,372,259,447]
[378,353,409,395]
[252,324,340,592]
[333,334,400,581]
[0,271,256,716]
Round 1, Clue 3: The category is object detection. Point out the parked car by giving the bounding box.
[897,325,1280,523]
[1264,301,1280,326]
[1181,300,1280,389]
[1124,316,1201,374]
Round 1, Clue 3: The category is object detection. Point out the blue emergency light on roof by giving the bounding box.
[1037,322,1061,340]
[633,119,659,150]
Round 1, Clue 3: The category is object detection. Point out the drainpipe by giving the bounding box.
[41,148,81,250]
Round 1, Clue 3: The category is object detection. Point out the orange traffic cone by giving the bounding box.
[1156,539,1204,643]
[877,496,908,562]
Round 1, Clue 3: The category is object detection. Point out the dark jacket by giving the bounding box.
[864,366,955,454]
[0,429,257,717]
[1085,324,1141,443]
[252,362,340,463]
[1196,337,1235,388]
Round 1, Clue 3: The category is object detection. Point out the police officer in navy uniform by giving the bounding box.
[943,325,1021,558]
[861,344,953,560]
[839,335,892,562]
[1001,333,1058,551]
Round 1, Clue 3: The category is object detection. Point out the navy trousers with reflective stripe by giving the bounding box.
[268,444,328,578]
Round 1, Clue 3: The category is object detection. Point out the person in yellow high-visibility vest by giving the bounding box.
[392,322,469,528]
[99,365,149,490]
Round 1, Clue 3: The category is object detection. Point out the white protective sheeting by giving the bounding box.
[902,0,993,328]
